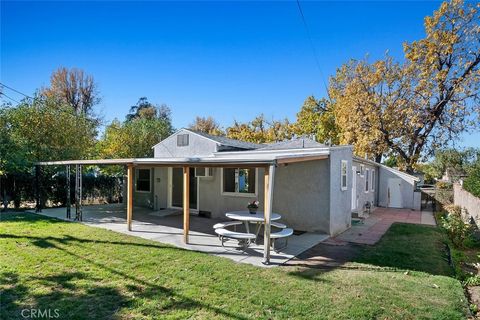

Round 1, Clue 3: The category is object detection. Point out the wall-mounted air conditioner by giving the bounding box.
[195,167,213,178]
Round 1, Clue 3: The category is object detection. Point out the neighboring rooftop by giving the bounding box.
[187,129,264,151]
[259,137,326,150]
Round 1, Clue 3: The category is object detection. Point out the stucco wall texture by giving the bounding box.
[378,167,416,209]
[329,147,353,235]
[352,160,377,214]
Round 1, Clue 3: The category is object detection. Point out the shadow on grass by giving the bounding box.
[0,212,65,223]
[1,215,250,320]
[1,270,129,320]
[2,233,177,252]
[287,223,454,281]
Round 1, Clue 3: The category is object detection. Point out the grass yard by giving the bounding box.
[0,213,468,319]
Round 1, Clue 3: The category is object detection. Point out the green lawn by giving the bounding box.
[0,213,468,319]
[355,223,455,276]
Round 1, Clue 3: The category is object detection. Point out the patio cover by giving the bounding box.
[36,150,330,264]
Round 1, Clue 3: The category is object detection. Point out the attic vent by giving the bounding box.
[177,134,189,147]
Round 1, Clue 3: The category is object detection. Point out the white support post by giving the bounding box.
[183,166,190,244]
[263,164,276,265]
[127,164,133,231]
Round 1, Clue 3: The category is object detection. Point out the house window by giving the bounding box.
[371,169,375,191]
[177,134,189,147]
[365,168,369,192]
[222,168,256,196]
[341,160,348,191]
[136,168,151,192]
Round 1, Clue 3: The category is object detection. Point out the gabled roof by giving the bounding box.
[352,156,420,182]
[185,129,264,150]
[258,137,326,150]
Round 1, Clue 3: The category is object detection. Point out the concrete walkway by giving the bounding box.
[333,207,436,245]
[31,204,329,267]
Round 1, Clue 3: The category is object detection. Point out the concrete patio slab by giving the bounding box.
[30,204,329,267]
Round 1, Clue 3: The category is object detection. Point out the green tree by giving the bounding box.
[0,96,97,208]
[4,96,96,166]
[422,148,480,181]
[294,96,339,145]
[98,99,174,163]
[126,97,170,123]
[463,162,480,198]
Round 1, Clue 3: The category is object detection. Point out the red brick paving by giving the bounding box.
[334,207,435,245]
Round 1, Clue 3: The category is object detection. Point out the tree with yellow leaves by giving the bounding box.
[330,0,479,172]
[226,114,293,144]
[188,116,225,136]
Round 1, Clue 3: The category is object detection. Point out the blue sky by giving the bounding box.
[1,0,479,148]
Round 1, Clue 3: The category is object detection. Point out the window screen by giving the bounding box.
[222,168,256,194]
[341,160,348,191]
[365,169,369,192]
[177,134,189,147]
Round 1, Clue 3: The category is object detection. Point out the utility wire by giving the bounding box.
[0,82,34,100]
[0,92,21,104]
[295,0,329,92]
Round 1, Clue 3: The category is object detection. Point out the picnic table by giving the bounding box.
[225,210,281,237]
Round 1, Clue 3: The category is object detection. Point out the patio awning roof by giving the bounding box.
[34,148,332,265]
[35,150,330,167]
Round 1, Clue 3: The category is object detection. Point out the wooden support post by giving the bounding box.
[263,165,276,265]
[66,165,71,219]
[127,164,133,231]
[183,166,190,244]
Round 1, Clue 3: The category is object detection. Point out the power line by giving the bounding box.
[0,82,34,100]
[0,92,21,104]
[295,0,328,92]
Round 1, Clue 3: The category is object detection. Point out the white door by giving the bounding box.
[351,166,357,210]
[388,178,402,208]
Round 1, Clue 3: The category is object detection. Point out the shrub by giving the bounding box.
[436,181,453,190]
[435,182,454,206]
[463,165,480,198]
[464,275,480,286]
[441,205,473,248]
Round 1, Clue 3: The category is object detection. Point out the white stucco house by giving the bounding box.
[129,129,420,235]
[37,128,421,264]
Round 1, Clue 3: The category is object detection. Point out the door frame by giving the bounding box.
[387,178,402,208]
[167,167,199,212]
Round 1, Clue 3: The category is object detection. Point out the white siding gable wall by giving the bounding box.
[153,129,219,158]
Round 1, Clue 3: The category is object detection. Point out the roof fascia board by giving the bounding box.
[36,159,135,166]
[214,145,352,156]
[214,147,333,157]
